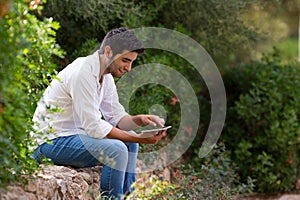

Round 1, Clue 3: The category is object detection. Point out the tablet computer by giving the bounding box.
[140,125,172,133]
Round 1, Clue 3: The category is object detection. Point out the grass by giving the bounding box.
[254,37,298,63]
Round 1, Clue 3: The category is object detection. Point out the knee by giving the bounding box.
[108,140,129,162]
[115,140,129,155]
[127,142,139,153]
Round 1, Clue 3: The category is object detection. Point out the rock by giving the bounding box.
[79,172,92,184]
[0,161,170,199]
[0,165,102,200]
[279,194,300,200]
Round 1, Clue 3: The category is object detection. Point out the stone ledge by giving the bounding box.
[0,165,102,200]
[0,158,171,200]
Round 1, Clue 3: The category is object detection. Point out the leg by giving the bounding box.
[33,134,102,167]
[99,140,129,199]
[100,142,138,199]
[123,142,139,195]
[33,134,129,199]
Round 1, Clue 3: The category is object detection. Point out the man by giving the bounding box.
[32,27,167,199]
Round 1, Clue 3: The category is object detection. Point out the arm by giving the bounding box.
[106,126,167,144]
[117,114,165,131]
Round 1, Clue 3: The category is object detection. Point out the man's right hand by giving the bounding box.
[138,130,167,144]
[106,127,167,144]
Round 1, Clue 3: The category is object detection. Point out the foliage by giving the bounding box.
[241,0,299,61]
[222,49,300,192]
[71,38,99,60]
[40,0,165,62]
[259,0,300,37]
[0,0,64,187]
[38,0,263,66]
[127,174,176,200]
[268,38,298,63]
[155,0,261,64]
[128,143,253,199]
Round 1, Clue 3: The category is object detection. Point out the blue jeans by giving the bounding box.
[33,134,139,199]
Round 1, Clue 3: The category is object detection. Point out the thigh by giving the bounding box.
[36,135,99,167]
[36,134,129,169]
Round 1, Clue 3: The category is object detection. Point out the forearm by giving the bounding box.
[106,126,165,144]
[106,127,140,142]
[117,115,140,131]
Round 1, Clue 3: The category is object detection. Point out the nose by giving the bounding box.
[124,63,132,72]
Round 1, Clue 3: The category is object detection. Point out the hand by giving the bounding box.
[135,114,165,127]
[138,130,167,144]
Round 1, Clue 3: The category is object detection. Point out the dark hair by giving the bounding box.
[99,27,144,55]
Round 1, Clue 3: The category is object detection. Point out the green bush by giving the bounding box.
[128,143,253,199]
[222,49,300,192]
[274,38,298,62]
[41,0,164,60]
[71,38,99,60]
[0,0,64,187]
[184,143,253,199]
[40,0,260,66]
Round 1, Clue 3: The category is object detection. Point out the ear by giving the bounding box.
[104,45,113,59]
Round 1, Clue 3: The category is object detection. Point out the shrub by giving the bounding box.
[40,0,164,60]
[71,38,99,61]
[222,49,300,192]
[0,0,64,187]
[128,143,253,199]
[39,0,261,67]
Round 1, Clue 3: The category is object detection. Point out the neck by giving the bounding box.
[99,53,109,83]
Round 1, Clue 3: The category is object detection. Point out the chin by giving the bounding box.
[112,73,122,78]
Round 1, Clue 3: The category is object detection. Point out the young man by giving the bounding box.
[32,27,167,199]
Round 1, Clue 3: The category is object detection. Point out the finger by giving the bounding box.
[150,116,165,127]
[160,118,165,126]
[161,130,167,137]
[156,119,165,127]
[156,130,163,136]
[155,130,166,138]
[153,131,160,136]
[149,120,157,127]
[144,117,157,126]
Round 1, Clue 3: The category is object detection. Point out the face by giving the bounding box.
[106,51,138,78]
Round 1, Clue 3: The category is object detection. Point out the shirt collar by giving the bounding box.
[86,50,101,80]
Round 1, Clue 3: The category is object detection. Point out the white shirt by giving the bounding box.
[32,50,128,145]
